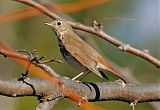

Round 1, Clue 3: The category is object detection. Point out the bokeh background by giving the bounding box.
[0,0,159,110]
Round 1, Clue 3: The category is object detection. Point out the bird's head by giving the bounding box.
[45,20,72,36]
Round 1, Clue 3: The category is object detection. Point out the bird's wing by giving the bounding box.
[62,33,100,71]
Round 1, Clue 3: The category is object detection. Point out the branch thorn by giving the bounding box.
[93,20,103,31]
[130,100,137,110]
[143,49,149,54]
[12,93,17,97]
[119,44,130,51]
[115,79,126,87]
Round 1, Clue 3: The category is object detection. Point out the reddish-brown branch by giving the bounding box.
[0,0,109,24]
[16,0,60,19]
[0,49,27,60]
[15,0,160,68]
[0,48,86,104]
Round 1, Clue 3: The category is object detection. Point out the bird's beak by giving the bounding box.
[44,22,52,27]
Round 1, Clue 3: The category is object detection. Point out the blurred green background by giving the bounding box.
[0,0,159,110]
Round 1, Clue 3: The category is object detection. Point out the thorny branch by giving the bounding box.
[15,0,160,68]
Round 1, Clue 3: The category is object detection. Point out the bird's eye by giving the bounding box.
[57,21,62,26]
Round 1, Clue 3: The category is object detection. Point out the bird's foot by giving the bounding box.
[115,79,126,87]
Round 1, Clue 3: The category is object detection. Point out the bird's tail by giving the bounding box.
[98,57,127,83]
[107,66,127,83]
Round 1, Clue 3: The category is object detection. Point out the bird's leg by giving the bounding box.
[72,72,84,80]
[115,79,127,86]
[79,71,90,81]
[72,71,90,81]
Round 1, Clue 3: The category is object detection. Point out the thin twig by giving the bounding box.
[15,0,160,68]
[130,101,137,110]
[0,48,59,77]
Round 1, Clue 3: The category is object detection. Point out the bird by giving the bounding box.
[45,19,127,83]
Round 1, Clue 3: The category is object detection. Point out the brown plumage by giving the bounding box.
[45,20,127,83]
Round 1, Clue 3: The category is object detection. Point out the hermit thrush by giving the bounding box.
[45,20,127,83]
